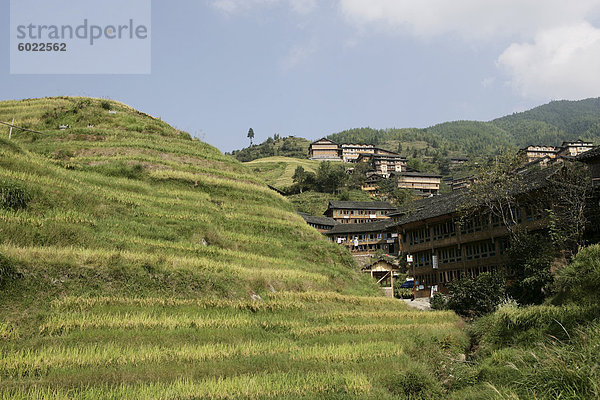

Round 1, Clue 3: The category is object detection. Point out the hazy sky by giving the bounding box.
[2,1,600,152]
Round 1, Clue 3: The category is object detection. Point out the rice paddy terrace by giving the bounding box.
[0,97,467,399]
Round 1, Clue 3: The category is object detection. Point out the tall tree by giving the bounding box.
[247,128,255,146]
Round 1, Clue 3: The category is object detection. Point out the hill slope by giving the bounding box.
[0,97,466,398]
[245,156,323,189]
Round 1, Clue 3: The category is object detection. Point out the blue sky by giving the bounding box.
[3,0,600,152]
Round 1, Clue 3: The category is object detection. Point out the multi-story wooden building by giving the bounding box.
[358,150,407,177]
[519,140,595,163]
[325,220,399,255]
[308,138,342,160]
[577,146,600,184]
[392,162,598,297]
[361,174,384,196]
[449,157,468,169]
[298,212,338,233]
[518,145,559,163]
[577,146,600,242]
[558,139,595,157]
[341,144,375,162]
[396,171,442,196]
[450,176,476,191]
[324,201,397,224]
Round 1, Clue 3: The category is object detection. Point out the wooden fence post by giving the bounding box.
[8,118,14,140]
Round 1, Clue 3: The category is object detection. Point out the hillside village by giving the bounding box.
[299,138,600,299]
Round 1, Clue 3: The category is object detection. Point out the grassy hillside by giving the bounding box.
[0,97,467,398]
[245,156,323,190]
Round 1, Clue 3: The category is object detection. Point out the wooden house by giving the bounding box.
[325,220,399,255]
[518,145,559,163]
[324,201,397,224]
[393,166,568,297]
[396,171,442,197]
[309,138,342,161]
[297,212,338,233]
[361,259,401,297]
[341,144,375,163]
[358,150,407,177]
[558,140,594,157]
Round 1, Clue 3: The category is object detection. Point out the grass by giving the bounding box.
[0,97,467,399]
[244,156,326,189]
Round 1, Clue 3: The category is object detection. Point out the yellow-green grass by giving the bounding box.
[245,156,333,189]
[1,294,467,399]
[1,97,467,398]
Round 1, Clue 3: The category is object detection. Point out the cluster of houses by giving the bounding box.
[309,138,443,198]
[300,141,600,297]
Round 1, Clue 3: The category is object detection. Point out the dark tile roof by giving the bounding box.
[395,191,466,225]
[361,258,400,271]
[396,165,558,226]
[325,220,396,235]
[310,138,337,145]
[297,212,338,227]
[326,201,397,210]
[576,146,600,162]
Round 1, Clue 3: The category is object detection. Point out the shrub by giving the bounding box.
[446,273,506,318]
[430,292,447,310]
[384,369,444,399]
[394,287,413,299]
[0,180,32,211]
[553,244,600,306]
[100,100,111,110]
[506,231,555,305]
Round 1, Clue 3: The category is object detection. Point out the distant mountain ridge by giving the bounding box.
[328,98,600,157]
[230,98,600,165]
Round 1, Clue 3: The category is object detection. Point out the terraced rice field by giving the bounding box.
[1,292,466,399]
[0,97,467,398]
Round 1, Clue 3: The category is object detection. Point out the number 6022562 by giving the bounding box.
[18,43,67,52]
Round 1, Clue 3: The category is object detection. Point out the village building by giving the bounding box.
[361,258,401,297]
[558,139,595,157]
[518,145,559,163]
[450,176,476,191]
[577,146,600,242]
[297,212,338,233]
[308,138,342,161]
[577,145,600,184]
[358,151,407,177]
[396,171,442,197]
[324,201,397,224]
[361,174,384,196]
[392,160,600,297]
[341,144,376,162]
[449,157,468,169]
[325,220,399,255]
[518,140,594,163]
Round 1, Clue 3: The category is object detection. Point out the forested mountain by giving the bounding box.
[231,98,600,164]
[331,98,600,155]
